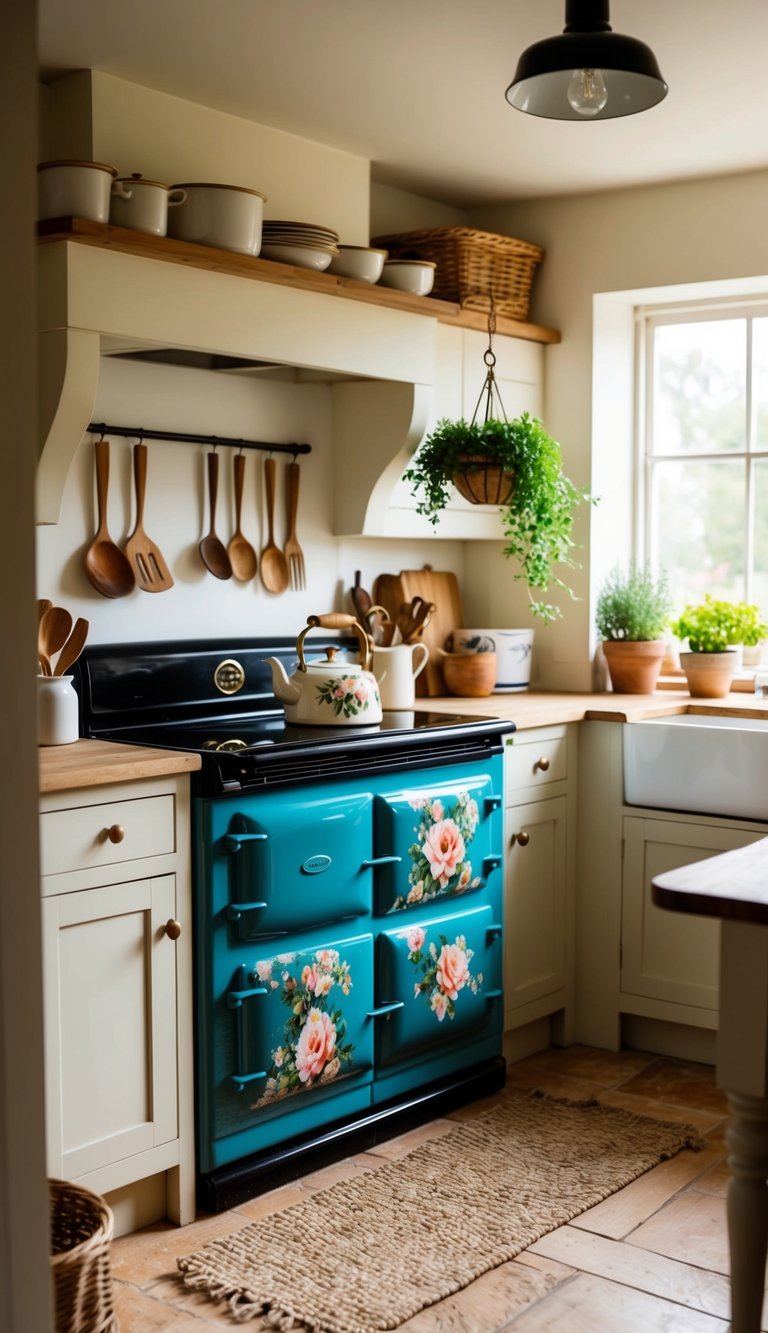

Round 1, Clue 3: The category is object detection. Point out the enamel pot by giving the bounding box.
[166,182,267,255]
[110,174,187,236]
[38,159,117,223]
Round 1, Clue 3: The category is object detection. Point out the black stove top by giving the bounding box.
[74,637,514,795]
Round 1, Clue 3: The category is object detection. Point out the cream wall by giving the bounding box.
[466,169,768,689]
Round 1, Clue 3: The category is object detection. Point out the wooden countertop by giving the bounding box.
[652,835,768,925]
[38,690,768,793]
[39,738,201,794]
[425,689,768,729]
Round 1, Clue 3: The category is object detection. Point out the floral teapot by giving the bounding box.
[266,612,383,727]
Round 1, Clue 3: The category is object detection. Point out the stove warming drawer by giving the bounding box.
[193,753,505,1205]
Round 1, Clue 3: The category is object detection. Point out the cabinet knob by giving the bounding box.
[534,756,550,772]
[512,830,530,847]
[106,824,125,844]
[165,918,182,941]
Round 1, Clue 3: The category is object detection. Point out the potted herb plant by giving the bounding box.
[595,562,671,694]
[729,601,768,667]
[669,596,741,697]
[404,413,591,623]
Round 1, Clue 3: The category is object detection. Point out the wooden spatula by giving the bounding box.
[54,617,90,676]
[125,443,175,592]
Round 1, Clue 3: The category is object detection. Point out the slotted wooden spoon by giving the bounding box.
[259,457,289,594]
[199,451,232,580]
[227,453,258,582]
[124,443,175,592]
[84,438,136,598]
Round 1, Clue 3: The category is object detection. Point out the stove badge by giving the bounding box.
[301,854,332,875]
[213,659,246,695]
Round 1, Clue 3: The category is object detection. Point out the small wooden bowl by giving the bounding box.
[442,651,497,697]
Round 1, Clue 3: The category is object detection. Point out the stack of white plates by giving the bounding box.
[260,220,340,271]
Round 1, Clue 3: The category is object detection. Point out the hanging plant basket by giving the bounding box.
[452,457,516,506]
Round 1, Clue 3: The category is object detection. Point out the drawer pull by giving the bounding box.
[106,824,125,844]
[534,757,550,772]
[165,918,182,941]
[511,830,530,847]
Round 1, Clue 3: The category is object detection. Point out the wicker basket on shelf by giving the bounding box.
[49,1178,116,1333]
[371,226,544,321]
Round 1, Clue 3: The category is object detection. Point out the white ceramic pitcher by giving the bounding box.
[372,642,429,710]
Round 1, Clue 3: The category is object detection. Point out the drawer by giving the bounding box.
[40,794,175,878]
[504,728,568,802]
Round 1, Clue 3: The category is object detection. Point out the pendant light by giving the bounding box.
[505,0,667,121]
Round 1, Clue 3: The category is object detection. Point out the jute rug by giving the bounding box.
[178,1090,706,1332]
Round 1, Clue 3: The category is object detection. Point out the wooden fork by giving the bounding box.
[284,460,306,590]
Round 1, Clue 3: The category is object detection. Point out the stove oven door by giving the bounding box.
[204,929,375,1171]
[372,901,503,1103]
[371,770,503,917]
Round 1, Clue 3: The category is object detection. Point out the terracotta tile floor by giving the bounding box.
[110,1045,760,1332]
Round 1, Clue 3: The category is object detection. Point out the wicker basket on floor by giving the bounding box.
[49,1178,116,1333]
[371,226,544,321]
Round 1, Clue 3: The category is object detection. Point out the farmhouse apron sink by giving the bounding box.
[624,714,768,820]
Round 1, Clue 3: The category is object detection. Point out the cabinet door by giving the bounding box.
[42,876,178,1181]
[504,797,567,1023]
[621,818,763,1012]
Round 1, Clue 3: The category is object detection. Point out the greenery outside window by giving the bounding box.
[643,307,768,617]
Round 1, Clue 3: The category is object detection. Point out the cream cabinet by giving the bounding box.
[383,324,544,539]
[40,774,195,1233]
[503,725,576,1044]
[620,814,766,1027]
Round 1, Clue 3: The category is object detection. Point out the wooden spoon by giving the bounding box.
[227,453,258,582]
[199,451,232,580]
[259,457,289,594]
[39,607,72,678]
[351,571,372,626]
[54,617,90,676]
[84,438,136,598]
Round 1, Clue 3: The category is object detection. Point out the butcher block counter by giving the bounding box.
[39,737,201,793]
[426,689,768,728]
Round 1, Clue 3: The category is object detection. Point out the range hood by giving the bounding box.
[37,237,435,528]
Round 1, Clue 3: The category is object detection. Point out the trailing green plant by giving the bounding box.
[728,601,768,647]
[595,562,671,642]
[670,596,742,654]
[404,413,592,623]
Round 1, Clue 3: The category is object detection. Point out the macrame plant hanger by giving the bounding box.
[453,298,516,506]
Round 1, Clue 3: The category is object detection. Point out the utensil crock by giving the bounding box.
[38,674,79,745]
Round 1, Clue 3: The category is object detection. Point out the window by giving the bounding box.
[643,307,768,615]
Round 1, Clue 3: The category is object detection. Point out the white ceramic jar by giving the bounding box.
[167,182,267,255]
[37,675,79,746]
[452,628,534,692]
[110,174,187,236]
[38,160,117,223]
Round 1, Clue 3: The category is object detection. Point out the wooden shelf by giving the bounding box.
[37,218,561,346]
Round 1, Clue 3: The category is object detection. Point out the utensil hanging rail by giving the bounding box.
[88,422,311,456]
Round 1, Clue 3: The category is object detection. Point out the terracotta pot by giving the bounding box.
[452,458,515,506]
[442,651,497,697]
[602,639,666,694]
[679,650,737,699]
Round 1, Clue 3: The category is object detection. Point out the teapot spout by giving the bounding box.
[264,656,301,704]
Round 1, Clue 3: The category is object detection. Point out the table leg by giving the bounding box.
[726,1091,768,1333]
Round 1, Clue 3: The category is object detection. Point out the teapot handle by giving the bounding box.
[298,613,371,672]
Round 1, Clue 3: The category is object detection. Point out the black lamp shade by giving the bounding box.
[506,14,667,120]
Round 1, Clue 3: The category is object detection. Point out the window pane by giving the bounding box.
[652,320,746,455]
[753,318,768,452]
[650,459,745,610]
[753,460,768,616]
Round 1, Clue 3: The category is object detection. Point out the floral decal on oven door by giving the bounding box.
[315,675,380,718]
[404,926,483,1022]
[249,949,355,1109]
[390,790,482,913]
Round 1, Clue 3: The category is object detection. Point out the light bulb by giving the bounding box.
[567,68,608,117]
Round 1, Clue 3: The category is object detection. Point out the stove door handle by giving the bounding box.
[484,794,503,812]
[225,832,268,854]
[366,1000,405,1019]
[483,854,503,875]
[360,855,402,869]
[227,985,268,1009]
[226,901,268,921]
[484,989,503,1001]
[486,922,503,939]
[230,1070,268,1092]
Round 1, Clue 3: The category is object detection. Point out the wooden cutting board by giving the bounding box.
[398,567,465,696]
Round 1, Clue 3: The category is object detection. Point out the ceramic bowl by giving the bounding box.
[327,245,388,283]
[378,260,436,296]
[260,242,335,271]
[167,182,267,256]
